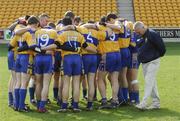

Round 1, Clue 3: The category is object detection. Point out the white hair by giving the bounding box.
[133,21,145,30]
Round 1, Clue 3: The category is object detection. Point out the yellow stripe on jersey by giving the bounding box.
[97,25,120,54]
[57,30,85,57]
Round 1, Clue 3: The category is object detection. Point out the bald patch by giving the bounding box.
[133,21,144,30]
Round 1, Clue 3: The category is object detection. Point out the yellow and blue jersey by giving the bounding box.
[7,24,24,70]
[35,27,57,48]
[97,25,120,54]
[57,30,85,57]
[10,30,35,55]
[9,24,26,51]
[34,27,57,74]
[21,30,36,55]
[118,23,131,49]
[9,35,21,51]
[76,26,107,54]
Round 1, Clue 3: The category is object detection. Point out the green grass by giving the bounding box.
[0,43,180,121]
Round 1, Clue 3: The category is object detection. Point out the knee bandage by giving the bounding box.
[131,80,138,85]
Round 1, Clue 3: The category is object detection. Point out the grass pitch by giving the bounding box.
[0,43,180,121]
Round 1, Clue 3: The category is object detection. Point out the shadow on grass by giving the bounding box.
[18,104,180,121]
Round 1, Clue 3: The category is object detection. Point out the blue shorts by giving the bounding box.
[54,51,62,72]
[120,48,131,68]
[34,54,53,74]
[15,54,29,73]
[8,51,15,70]
[99,51,121,72]
[63,54,82,76]
[129,52,140,69]
[82,54,98,74]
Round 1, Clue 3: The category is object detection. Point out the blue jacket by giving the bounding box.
[136,29,166,63]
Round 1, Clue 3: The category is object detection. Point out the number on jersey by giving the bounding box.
[68,36,78,48]
[109,32,116,41]
[87,32,93,43]
[37,34,50,47]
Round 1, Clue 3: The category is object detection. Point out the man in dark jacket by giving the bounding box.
[133,21,166,110]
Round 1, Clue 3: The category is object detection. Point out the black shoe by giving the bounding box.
[47,99,51,104]
[18,106,30,112]
[8,104,14,108]
[121,101,128,106]
[118,100,127,106]
[13,107,18,111]
[98,102,111,109]
[110,100,119,109]
[30,99,36,104]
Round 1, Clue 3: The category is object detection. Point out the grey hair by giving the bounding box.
[39,13,49,20]
[133,21,145,30]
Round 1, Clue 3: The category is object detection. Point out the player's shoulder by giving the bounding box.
[24,30,35,37]
[76,26,87,33]
[14,24,26,31]
[35,28,42,33]
[97,24,107,31]
[48,29,57,34]
[88,28,97,32]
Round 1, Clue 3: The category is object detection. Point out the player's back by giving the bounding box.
[98,25,120,54]
[57,30,85,56]
[77,26,102,54]
[35,27,57,48]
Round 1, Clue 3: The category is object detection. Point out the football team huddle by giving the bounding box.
[7,11,141,113]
